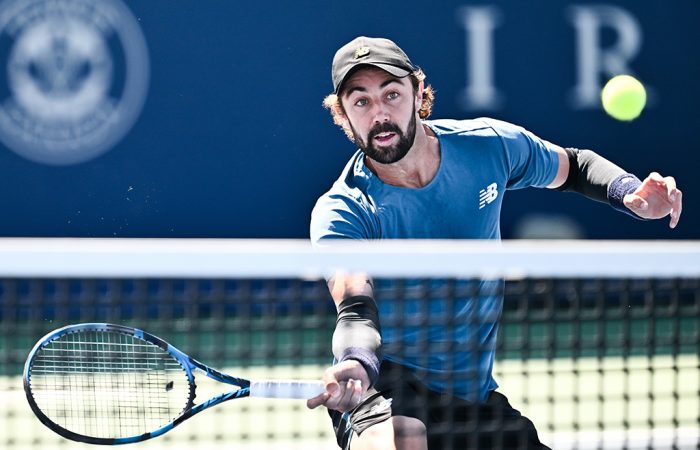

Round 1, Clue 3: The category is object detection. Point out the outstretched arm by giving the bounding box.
[549,147,682,228]
[307,272,381,412]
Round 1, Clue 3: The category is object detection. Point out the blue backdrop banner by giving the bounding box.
[0,0,696,239]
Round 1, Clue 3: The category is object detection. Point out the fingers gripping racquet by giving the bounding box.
[23,323,324,444]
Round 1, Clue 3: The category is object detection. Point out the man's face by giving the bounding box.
[340,67,419,164]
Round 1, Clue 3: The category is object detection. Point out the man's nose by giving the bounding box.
[372,103,390,124]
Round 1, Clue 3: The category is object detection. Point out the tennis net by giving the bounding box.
[0,239,698,449]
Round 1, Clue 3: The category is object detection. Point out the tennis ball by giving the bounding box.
[601,75,647,121]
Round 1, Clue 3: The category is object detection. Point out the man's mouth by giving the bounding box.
[373,132,397,145]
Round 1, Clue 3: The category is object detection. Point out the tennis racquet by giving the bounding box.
[23,323,325,445]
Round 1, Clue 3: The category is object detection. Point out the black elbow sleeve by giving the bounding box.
[556,148,644,218]
[556,148,618,202]
[332,295,382,385]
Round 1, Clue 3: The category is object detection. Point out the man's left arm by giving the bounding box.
[548,146,683,228]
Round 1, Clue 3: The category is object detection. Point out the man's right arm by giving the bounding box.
[308,187,383,411]
[307,272,382,412]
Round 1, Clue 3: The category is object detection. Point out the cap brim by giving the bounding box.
[335,63,412,94]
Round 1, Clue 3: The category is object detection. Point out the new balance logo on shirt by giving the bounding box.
[479,183,499,209]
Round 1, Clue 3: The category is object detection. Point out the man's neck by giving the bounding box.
[365,123,440,188]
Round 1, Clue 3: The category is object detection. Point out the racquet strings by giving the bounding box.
[27,330,191,439]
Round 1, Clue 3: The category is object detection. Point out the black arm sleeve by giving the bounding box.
[332,295,382,386]
[556,148,644,218]
[556,148,625,202]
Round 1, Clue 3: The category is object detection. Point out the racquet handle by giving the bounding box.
[249,380,325,399]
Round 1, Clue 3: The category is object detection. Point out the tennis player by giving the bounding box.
[307,36,683,450]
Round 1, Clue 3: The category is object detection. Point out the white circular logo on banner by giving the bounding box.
[0,0,149,165]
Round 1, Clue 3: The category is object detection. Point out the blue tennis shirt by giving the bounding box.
[310,118,560,401]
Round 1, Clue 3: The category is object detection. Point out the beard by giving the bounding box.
[350,105,417,164]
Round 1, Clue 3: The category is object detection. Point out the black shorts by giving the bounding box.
[329,360,550,450]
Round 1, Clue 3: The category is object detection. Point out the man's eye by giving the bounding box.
[387,92,399,100]
[355,98,368,107]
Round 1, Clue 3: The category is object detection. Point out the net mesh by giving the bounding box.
[1,239,698,450]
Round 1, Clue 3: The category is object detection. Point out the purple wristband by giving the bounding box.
[338,347,381,386]
[607,173,645,219]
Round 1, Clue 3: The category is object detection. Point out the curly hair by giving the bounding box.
[322,69,435,141]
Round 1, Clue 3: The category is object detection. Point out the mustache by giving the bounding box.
[368,122,402,140]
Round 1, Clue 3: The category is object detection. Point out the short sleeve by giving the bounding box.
[309,192,375,246]
[485,119,560,190]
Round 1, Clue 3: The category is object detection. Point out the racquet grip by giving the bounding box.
[249,380,325,399]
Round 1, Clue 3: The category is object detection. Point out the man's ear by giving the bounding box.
[338,113,349,130]
[333,97,355,140]
[337,110,353,137]
[415,80,424,110]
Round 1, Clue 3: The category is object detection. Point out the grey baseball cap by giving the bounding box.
[331,36,416,94]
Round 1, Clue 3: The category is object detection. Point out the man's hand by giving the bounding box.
[624,172,682,228]
[306,359,370,412]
